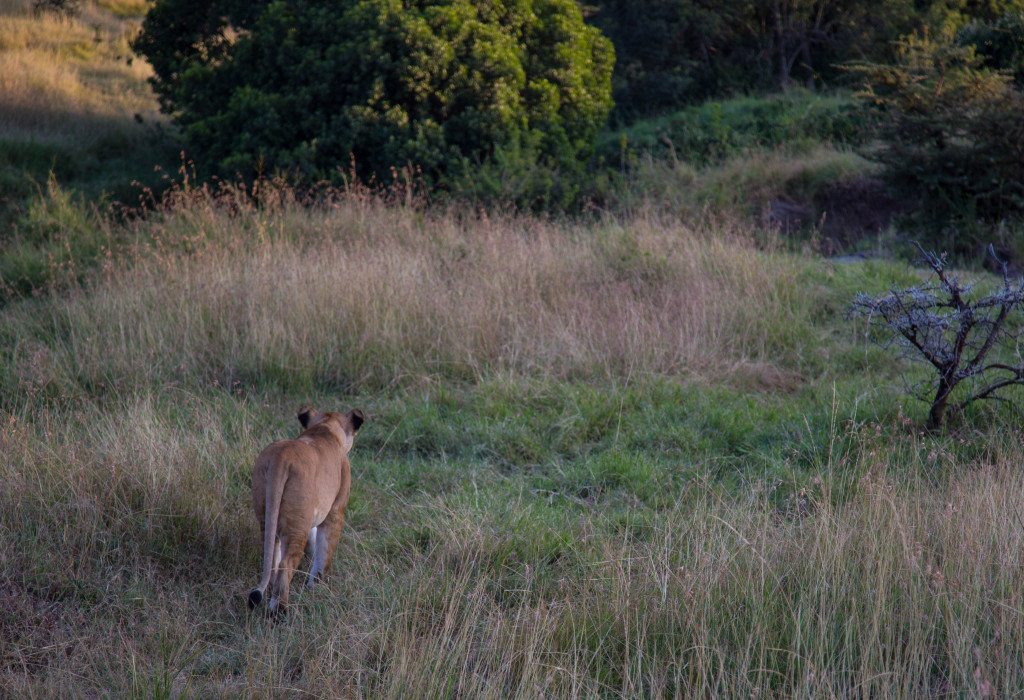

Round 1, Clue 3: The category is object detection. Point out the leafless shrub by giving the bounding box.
[852,245,1024,429]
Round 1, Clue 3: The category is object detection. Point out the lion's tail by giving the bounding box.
[249,462,289,609]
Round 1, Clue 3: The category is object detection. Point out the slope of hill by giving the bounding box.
[0,0,166,196]
[0,0,174,296]
[3,3,1024,697]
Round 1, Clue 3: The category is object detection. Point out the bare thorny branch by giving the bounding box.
[850,244,1024,429]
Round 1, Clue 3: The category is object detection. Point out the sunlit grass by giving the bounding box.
[1,1,1021,696]
[1,183,822,396]
[0,0,158,149]
[2,176,1021,694]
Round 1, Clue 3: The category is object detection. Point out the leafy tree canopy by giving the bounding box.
[134,0,614,189]
[589,0,922,121]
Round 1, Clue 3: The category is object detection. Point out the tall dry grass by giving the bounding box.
[4,386,1024,696]
[2,187,817,401]
[5,166,1014,697]
[0,0,158,149]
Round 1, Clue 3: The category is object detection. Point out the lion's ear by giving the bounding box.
[297,406,318,429]
[341,409,364,453]
[348,408,365,434]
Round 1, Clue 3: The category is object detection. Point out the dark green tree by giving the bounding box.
[755,0,920,90]
[957,11,1024,86]
[589,0,921,120]
[133,0,614,194]
[587,0,741,119]
[849,34,1024,247]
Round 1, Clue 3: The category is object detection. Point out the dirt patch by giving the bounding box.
[764,177,910,255]
[817,177,907,251]
[764,198,814,234]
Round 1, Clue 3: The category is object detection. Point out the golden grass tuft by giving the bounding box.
[1,188,818,396]
[0,0,159,150]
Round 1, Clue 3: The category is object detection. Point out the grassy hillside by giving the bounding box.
[4,2,1024,697]
[5,187,1024,696]
[0,0,173,296]
[599,92,889,254]
[0,0,166,197]
[599,91,867,166]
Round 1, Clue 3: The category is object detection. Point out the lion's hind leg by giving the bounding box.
[307,492,349,589]
[269,532,308,614]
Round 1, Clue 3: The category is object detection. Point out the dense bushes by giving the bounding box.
[851,34,1024,248]
[958,12,1024,86]
[587,0,1024,122]
[130,0,1024,218]
[134,0,613,201]
[589,0,922,121]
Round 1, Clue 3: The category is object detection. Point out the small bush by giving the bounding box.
[851,246,1024,430]
[0,177,111,299]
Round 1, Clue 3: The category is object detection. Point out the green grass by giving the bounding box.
[4,187,1024,695]
[591,92,881,239]
[6,371,1024,695]
[606,144,879,224]
[4,4,1024,696]
[598,90,869,168]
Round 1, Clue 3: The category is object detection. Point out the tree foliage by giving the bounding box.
[587,0,1024,121]
[957,11,1024,86]
[589,0,921,121]
[849,34,1024,243]
[133,0,614,193]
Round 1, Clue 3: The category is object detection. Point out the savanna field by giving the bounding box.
[5,1,1024,697]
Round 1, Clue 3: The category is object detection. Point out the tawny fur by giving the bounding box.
[249,406,364,612]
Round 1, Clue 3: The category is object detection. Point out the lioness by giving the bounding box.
[248,406,364,612]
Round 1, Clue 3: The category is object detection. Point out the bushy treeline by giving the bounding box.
[590,0,1024,121]
[130,0,1024,223]
[850,22,1024,249]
